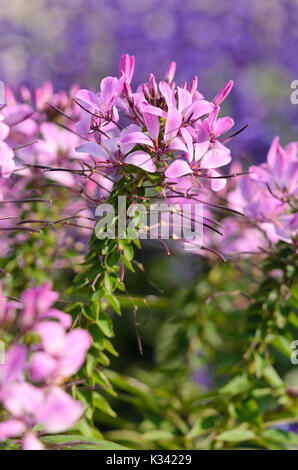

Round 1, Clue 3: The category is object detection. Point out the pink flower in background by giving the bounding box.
[0,383,83,450]
[0,283,91,451]
[227,137,297,246]
[250,136,298,200]
[18,123,87,187]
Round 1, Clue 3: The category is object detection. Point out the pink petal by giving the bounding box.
[165,61,176,84]
[165,160,192,179]
[125,151,156,173]
[213,117,234,137]
[196,123,210,148]
[167,137,189,153]
[0,345,27,384]
[273,145,286,187]
[285,160,298,193]
[183,99,214,122]
[39,308,72,329]
[177,87,192,113]
[159,81,176,109]
[100,76,125,110]
[267,136,280,167]
[4,382,44,417]
[0,122,9,141]
[22,432,45,451]
[59,329,91,377]
[30,352,57,383]
[213,80,234,106]
[76,142,109,160]
[37,387,83,434]
[0,142,14,177]
[0,419,25,440]
[46,171,75,188]
[75,111,91,136]
[140,103,167,119]
[209,169,227,191]
[119,54,135,84]
[164,107,182,143]
[143,112,160,141]
[285,142,297,162]
[180,128,193,155]
[40,123,60,144]
[194,137,209,161]
[200,147,231,169]
[35,321,66,356]
[75,89,100,112]
[120,131,152,147]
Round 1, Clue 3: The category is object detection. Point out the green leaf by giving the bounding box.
[267,334,292,357]
[89,324,104,350]
[97,312,114,338]
[142,430,174,442]
[220,376,251,396]
[83,302,99,322]
[93,392,117,417]
[263,429,298,448]
[216,428,256,443]
[121,243,134,262]
[106,250,120,268]
[41,435,129,450]
[105,294,121,315]
[263,365,284,388]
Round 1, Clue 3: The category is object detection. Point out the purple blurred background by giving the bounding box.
[0,0,297,160]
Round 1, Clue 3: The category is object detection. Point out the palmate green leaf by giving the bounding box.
[41,434,129,450]
[216,427,256,443]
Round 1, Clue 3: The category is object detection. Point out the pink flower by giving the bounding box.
[250,137,298,200]
[0,383,83,450]
[228,137,297,246]
[75,74,126,121]
[19,123,86,187]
